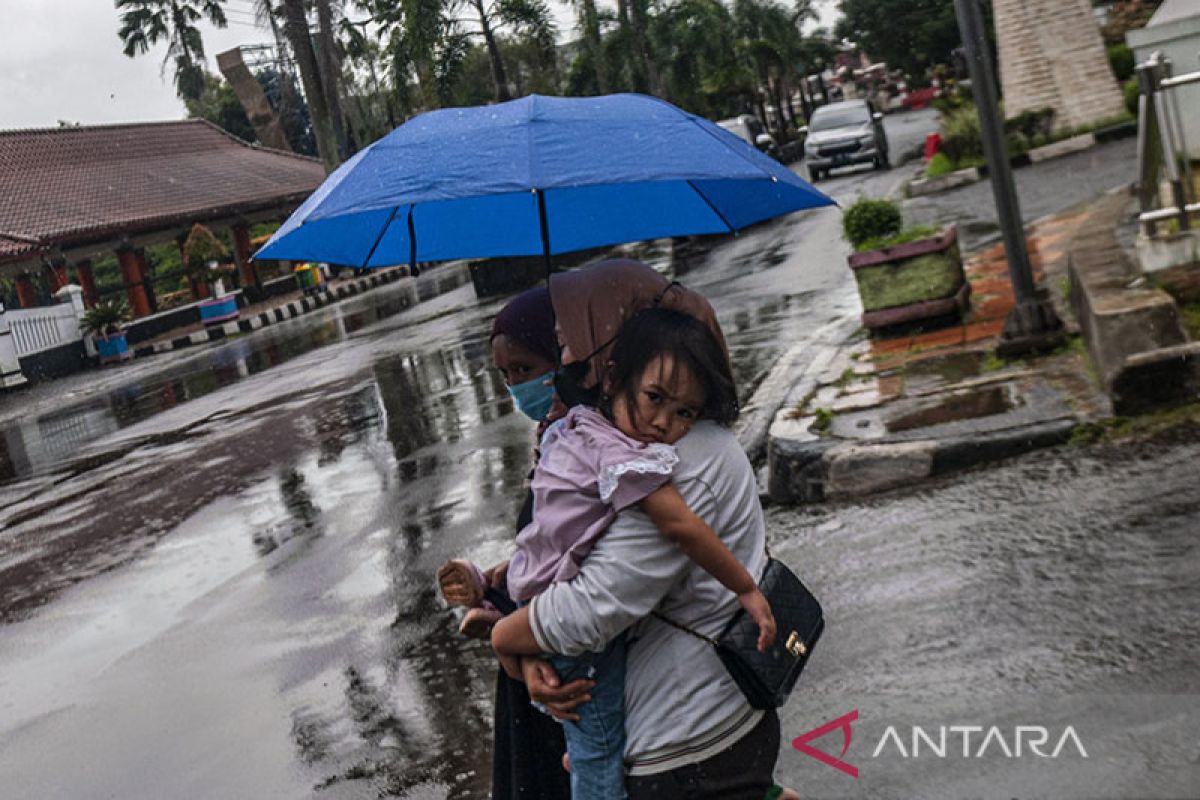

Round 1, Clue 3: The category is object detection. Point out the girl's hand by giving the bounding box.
[738,589,777,652]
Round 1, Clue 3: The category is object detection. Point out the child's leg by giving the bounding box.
[549,635,628,800]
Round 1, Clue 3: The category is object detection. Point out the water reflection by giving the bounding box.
[0,266,470,486]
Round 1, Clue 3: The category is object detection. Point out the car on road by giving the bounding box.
[717,114,781,160]
[801,100,890,182]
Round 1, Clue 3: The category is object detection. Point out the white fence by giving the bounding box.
[7,303,83,358]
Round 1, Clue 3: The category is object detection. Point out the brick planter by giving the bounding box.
[847,226,970,330]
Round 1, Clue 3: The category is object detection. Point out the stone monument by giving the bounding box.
[993,0,1126,130]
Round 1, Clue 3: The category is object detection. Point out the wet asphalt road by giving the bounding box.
[6,108,1191,799]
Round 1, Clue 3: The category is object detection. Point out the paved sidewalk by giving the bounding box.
[766,195,1121,503]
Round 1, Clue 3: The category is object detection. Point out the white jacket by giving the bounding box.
[529,422,768,776]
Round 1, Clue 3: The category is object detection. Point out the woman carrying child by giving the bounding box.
[441,260,796,796]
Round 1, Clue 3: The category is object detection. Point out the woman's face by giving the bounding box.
[491,334,555,387]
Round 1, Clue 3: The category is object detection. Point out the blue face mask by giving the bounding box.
[507,370,556,421]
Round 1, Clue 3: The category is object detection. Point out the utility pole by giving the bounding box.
[953,0,1065,357]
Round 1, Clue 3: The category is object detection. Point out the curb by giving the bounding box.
[767,415,1079,503]
[130,269,405,359]
[904,121,1137,198]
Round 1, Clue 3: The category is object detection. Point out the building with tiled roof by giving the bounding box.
[0,119,325,315]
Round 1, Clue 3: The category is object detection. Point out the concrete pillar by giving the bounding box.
[232,223,258,293]
[46,262,70,293]
[15,274,37,309]
[993,0,1126,130]
[75,259,99,307]
[116,247,152,318]
[53,284,96,358]
[0,303,29,388]
[137,248,158,314]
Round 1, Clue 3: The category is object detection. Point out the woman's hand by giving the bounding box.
[520,658,595,722]
[738,588,777,652]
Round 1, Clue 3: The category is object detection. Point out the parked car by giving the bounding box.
[801,100,890,182]
[717,114,781,160]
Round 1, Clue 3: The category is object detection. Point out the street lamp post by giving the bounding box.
[953,0,1065,357]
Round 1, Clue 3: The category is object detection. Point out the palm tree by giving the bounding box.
[450,0,556,102]
[115,0,228,100]
[564,0,608,93]
[651,0,749,116]
[280,0,341,171]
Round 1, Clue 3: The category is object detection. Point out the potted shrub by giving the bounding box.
[184,223,239,325]
[843,197,969,329]
[82,298,132,364]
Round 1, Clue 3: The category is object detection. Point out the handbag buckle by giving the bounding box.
[786,631,807,658]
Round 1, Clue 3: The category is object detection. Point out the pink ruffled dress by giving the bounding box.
[506,405,679,602]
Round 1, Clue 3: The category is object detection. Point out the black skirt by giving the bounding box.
[491,488,570,800]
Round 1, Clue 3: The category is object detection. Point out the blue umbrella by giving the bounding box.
[255,93,834,270]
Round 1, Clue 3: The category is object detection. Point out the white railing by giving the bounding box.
[7,301,82,358]
[1135,51,1200,233]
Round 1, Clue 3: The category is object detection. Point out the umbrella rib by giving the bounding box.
[361,206,402,269]
[686,180,736,234]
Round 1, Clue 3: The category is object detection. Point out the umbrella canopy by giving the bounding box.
[255,93,834,268]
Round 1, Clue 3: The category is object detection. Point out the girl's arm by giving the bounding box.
[641,484,776,650]
[492,606,543,656]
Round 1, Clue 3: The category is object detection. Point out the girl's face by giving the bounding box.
[608,354,705,445]
[491,334,554,387]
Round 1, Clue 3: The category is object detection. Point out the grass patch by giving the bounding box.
[1180,302,1200,340]
[856,225,941,253]
[811,407,834,434]
[926,152,956,179]
[1069,401,1200,444]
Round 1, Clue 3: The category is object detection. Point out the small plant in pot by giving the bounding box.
[184,223,240,326]
[81,298,132,364]
[842,197,969,331]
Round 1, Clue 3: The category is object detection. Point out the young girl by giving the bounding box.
[444,306,776,799]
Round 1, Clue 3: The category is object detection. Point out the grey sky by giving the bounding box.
[0,0,838,131]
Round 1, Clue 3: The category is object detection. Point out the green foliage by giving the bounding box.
[811,407,833,434]
[938,106,983,165]
[81,298,131,336]
[184,72,255,143]
[183,223,228,267]
[842,198,903,250]
[926,152,955,178]
[115,0,229,101]
[835,0,969,79]
[855,224,940,253]
[1005,107,1055,139]
[1106,43,1135,82]
[1123,77,1140,117]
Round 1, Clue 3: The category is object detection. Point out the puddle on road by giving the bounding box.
[885,385,1014,433]
[900,350,989,394]
[0,268,471,485]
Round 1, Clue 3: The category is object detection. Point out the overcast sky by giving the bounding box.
[0,0,838,131]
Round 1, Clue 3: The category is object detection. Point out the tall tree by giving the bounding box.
[314,0,351,157]
[281,0,341,170]
[835,0,963,79]
[566,0,609,93]
[115,0,228,100]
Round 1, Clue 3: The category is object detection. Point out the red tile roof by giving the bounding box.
[0,119,325,265]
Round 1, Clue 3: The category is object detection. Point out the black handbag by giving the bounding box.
[654,556,824,709]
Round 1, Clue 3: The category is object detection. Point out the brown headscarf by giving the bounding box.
[549,258,731,389]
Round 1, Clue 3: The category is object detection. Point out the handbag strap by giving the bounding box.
[650,608,718,647]
[650,543,772,646]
